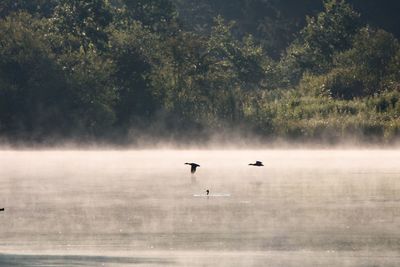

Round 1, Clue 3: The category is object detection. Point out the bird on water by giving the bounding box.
[185,162,200,173]
[0,208,4,211]
[206,189,210,195]
[249,161,264,167]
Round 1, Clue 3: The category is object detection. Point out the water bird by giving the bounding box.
[206,189,210,195]
[249,161,264,167]
[185,162,200,173]
[0,208,4,211]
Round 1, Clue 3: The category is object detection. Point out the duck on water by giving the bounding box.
[249,161,264,166]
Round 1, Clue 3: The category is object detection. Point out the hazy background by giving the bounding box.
[1,150,400,266]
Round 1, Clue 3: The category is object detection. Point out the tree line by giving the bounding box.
[0,0,399,145]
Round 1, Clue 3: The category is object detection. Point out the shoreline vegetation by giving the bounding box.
[1,138,400,150]
[1,0,400,145]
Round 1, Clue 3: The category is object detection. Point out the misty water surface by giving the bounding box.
[0,150,400,266]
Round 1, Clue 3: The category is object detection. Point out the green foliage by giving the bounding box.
[0,0,57,18]
[334,27,400,94]
[323,68,364,99]
[0,11,116,139]
[111,0,178,35]
[280,0,361,86]
[174,0,325,59]
[109,22,161,126]
[288,26,400,100]
[386,48,400,87]
[154,16,270,127]
[301,0,360,64]
[63,49,117,136]
[1,0,400,144]
[0,13,71,138]
[52,0,113,52]
[299,27,400,101]
[243,89,400,143]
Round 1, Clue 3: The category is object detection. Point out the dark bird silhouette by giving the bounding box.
[185,162,200,173]
[249,161,264,167]
[206,189,210,195]
[0,208,4,211]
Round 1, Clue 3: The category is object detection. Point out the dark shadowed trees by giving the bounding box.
[0,0,400,143]
[279,0,361,86]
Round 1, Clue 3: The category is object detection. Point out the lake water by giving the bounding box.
[0,150,400,266]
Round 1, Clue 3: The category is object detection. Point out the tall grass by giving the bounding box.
[243,85,400,143]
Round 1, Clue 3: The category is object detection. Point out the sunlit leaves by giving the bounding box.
[52,0,113,52]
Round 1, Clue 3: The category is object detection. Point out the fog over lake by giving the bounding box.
[1,150,400,266]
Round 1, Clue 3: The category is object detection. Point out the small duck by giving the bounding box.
[249,161,264,167]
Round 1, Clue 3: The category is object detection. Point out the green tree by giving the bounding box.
[280,0,361,86]
[0,0,57,18]
[117,0,178,34]
[386,48,400,89]
[64,50,117,137]
[0,13,72,139]
[52,0,113,52]
[334,27,399,95]
[163,16,268,124]
[109,22,161,128]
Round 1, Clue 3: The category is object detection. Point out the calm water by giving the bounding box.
[0,150,400,266]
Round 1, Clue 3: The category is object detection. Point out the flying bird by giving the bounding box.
[185,162,200,173]
[249,161,264,167]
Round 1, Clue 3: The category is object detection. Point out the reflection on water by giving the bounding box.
[0,253,175,266]
[0,150,400,266]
